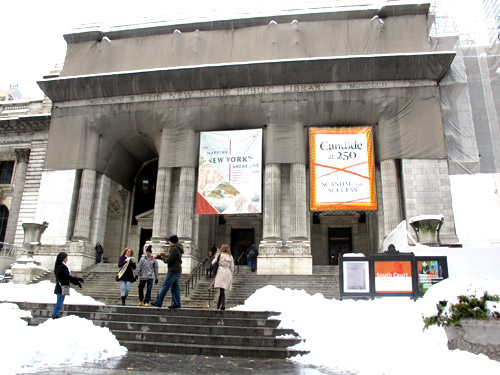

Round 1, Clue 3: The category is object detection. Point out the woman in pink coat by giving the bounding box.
[212,244,234,310]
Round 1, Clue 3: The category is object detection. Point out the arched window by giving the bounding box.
[0,205,9,243]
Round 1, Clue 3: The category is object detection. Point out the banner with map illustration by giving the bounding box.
[310,126,377,211]
[197,129,262,214]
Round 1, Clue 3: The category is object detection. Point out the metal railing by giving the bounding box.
[208,280,215,307]
[235,251,247,273]
[184,261,205,297]
[0,242,19,259]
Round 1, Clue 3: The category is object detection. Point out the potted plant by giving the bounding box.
[424,291,500,361]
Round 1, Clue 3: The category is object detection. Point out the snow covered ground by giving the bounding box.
[1,247,500,374]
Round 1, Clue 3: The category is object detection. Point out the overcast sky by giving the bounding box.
[0,0,487,99]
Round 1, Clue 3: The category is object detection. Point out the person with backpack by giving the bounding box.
[246,244,258,272]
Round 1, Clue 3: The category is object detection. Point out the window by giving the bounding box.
[0,205,9,243]
[0,161,15,184]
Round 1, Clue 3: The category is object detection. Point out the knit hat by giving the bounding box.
[168,235,179,244]
[145,245,152,253]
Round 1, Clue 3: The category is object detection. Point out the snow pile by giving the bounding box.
[0,303,126,375]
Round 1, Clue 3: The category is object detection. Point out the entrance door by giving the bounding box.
[231,228,254,265]
[328,228,352,265]
[139,228,152,256]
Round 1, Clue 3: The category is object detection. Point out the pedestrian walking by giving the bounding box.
[95,242,104,264]
[201,250,215,278]
[116,248,136,305]
[151,235,184,309]
[212,244,234,310]
[246,244,258,272]
[136,246,159,306]
[51,252,84,319]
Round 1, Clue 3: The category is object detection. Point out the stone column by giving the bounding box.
[380,159,402,236]
[263,163,281,240]
[4,148,30,245]
[72,169,97,239]
[152,167,172,241]
[89,173,111,246]
[177,167,196,241]
[289,163,308,241]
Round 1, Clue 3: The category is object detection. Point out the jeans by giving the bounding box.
[247,257,256,272]
[96,252,102,264]
[51,294,65,318]
[138,279,153,303]
[120,280,132,297]
[154,272,181,307]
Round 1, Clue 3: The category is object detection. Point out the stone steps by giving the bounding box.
[13,302,307,359]
[34,263,340,307]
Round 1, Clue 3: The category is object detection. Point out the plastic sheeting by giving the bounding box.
[45,84,447,189]
[38,5,454,188]
[432,2,500,175]
[59,13,433,77]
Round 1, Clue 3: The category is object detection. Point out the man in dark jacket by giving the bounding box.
[151,235,184,309]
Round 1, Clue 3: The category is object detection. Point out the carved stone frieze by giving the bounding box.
[259,240,311,256]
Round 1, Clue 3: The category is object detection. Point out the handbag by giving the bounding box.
[61,285,70,296]
[212,254,220,276]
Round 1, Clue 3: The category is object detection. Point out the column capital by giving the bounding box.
[15,148,30,163]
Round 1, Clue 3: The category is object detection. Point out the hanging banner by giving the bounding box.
[197,129,262,215]
[310,127,377,211]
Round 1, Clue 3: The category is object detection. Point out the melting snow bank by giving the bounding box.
[0,303,126,375]
[0,280,104,305]
[233,285,500,375]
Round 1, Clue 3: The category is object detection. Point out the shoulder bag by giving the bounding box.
[212,253,220,277]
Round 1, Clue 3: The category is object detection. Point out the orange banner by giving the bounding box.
[310,127,377,211]
[374,261,413,293]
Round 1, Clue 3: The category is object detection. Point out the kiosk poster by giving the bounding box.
[197,129,262,215]
[343,261,370,293]
[417,259,446,294]
[374,260,413,293]
[309,127,377,211]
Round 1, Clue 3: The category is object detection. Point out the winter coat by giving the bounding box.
[204,254,215,270]
[136,256,159,281]
[212,252,234,290]
[246,246,258,260]
[159,243,184,274]
[117,255,136,282]
[53,263,81,294]
[95,244,104,254]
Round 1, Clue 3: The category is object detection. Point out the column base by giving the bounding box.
[257,240,312,275]
[11,256,48,284]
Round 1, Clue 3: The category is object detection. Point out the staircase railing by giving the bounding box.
[208,280,215,307]
[236,252,246,273]
[184,261,205,297]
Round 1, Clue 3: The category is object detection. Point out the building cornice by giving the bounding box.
[64,3,431,44]
[38,52,455,103]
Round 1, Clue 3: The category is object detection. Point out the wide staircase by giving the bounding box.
[23,263,339,359]
[14,301,307,359]
[35,263,340,308]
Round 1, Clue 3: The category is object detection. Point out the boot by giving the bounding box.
[220,294,226,311]
[217,294,222,310]
[121,296,126,305]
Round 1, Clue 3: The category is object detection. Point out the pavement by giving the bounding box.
[23,351,350,375]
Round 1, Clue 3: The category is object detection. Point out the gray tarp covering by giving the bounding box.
[38,5,453,188]
[59,13,433,77]
[46,84,446,189]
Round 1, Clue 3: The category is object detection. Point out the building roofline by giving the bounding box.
[63,3,431,44]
